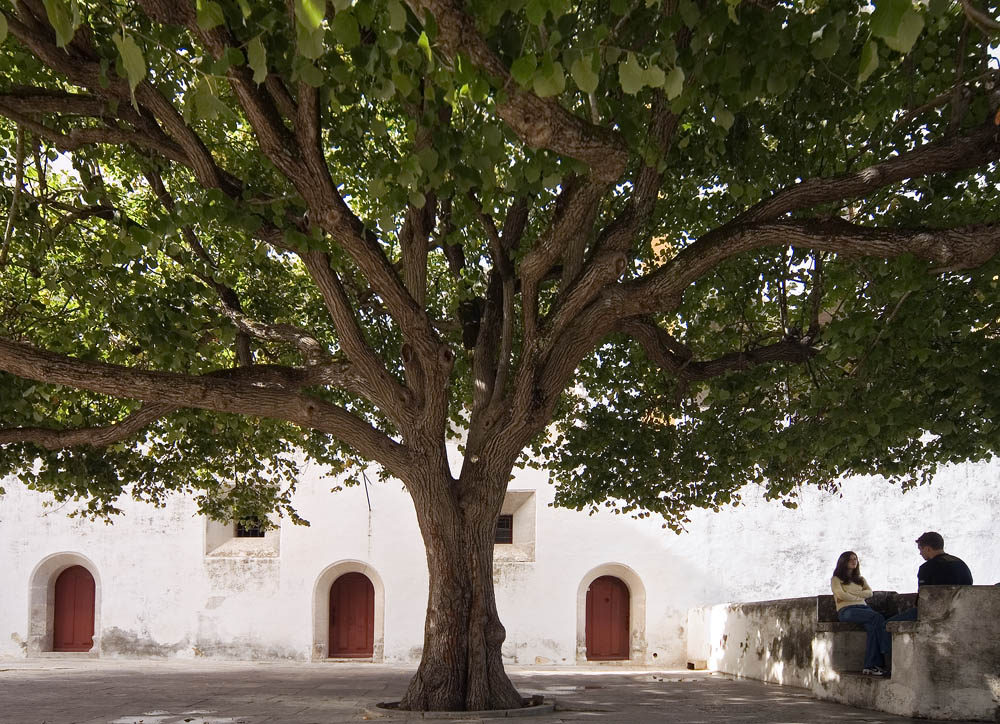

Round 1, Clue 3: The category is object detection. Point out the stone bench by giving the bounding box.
[689,586,1000,720]
[816,590,917,626]
[816,586,1000,721]
[813,591,918,682]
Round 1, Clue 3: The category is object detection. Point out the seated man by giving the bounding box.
[890,531,973,621]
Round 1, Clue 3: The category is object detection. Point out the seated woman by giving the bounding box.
[832,551,891,676]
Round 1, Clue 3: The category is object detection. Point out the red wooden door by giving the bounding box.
[585,575,630,660]
[53,565,95,652]
[329,572,374,657]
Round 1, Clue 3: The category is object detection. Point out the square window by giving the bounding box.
[205,515,278,557]
[495,514,513,544]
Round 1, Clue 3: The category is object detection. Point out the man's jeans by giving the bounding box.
[888,607,918,622]
[838,604,891,670]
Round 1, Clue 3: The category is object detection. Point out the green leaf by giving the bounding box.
[417,30,433,67]
[112,33,146,108]
[570,54,599,94]
[714,105,734,130]
[511,55,537,86]
[643,64,665,89]
[618,53,644,95]
[247,36,267,84]
[196,0,226,30]
[766,67,787,95]
[297,24,325,58]
[811,25,839,60]
[883,8,924,54]
[193,79,226,121]
[664,66,684,100]
[870,0,909,41]
[295,0,327,57]
[392,71,415,96]
[417,147,439,172]
[296,0,326,30]
[678,0,700,28]
[42,0,76,48]
[533,60,566,97]
[299,62,324,87]
[928,0,949,16]
[332,11,360,49]
[409,190,427,208]
[387,0,407,32]
[526,0,547,25]
[726,0,740,24]
[858,40,879,83]
[0,13,7,44]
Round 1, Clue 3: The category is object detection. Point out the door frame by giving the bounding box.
[27,552,102,655]
[312,561,385,661]
[576,563,646,664]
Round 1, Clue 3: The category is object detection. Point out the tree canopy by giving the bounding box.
[2,0,1000,710]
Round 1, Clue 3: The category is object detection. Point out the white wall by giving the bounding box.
[678,460,1000,603]
[1,455,998,666]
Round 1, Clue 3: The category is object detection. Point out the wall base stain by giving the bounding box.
[9,632,26,653]
[101,627,188,658]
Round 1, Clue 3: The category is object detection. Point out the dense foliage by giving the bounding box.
[2,0,1000,527]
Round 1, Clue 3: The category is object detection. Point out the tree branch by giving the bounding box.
[143,169,255,367]
[299,250,417,426]
[631,218,1000,316]
[519,178,608,343]
[736,118,1000,224]
[0,403,176,450]
[0,339,410,472]
[216,305,330,366]
[539,93,682,363]
[2,11,238,194]
[622,316,816,382]
[0,125,26,269]
[0,86,110,115]
[0,100,189,165]
[960,0,1000,32]
[405,0,627,182]
[399,194,437,305]
[138,1,442,365]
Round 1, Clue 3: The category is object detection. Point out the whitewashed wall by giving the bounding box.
[1,454,998,666]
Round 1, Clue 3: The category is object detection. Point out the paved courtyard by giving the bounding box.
[0,659,979,724]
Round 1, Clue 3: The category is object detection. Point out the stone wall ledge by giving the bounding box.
[687,585,1000,721]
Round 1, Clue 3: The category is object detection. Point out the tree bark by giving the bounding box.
[399,466,524,711]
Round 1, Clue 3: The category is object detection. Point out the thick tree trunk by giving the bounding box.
[398,466,524,711]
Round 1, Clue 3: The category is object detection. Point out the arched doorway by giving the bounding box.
[585,575,630,660]
[53,565,96,652]
[328,572,374,657]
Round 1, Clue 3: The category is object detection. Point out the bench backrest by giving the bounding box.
[816,590,916,621]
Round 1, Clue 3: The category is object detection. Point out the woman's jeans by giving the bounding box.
[837,604,891,669]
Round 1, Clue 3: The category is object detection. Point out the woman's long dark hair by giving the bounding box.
[833,551,863,585]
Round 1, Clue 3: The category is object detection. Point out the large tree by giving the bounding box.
[2,0,1000,710]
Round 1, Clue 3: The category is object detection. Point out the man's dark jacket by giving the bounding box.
[918,553,973,586]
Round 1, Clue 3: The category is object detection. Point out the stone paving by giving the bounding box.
[0,659,980,724]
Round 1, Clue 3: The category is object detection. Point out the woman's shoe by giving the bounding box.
[862,667,888,676]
